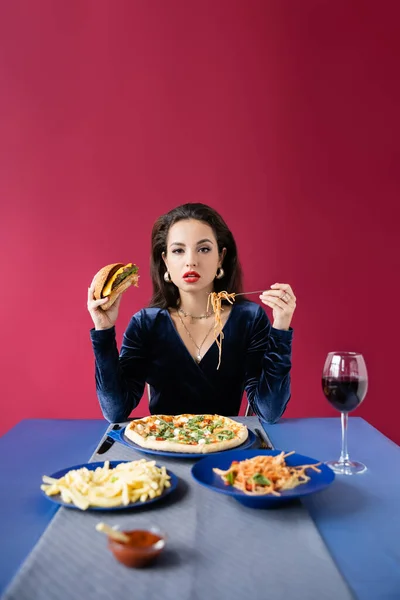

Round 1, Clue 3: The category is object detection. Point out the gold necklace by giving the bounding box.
[178,308,212,320]
[177,311,215,363]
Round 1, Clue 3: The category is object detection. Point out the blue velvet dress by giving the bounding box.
[90,300,293,423]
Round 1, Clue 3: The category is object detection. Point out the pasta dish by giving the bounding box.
[213,452,321,496]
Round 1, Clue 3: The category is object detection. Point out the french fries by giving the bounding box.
[41,459,171,510]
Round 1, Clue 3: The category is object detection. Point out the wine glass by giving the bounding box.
[322,351,368,475]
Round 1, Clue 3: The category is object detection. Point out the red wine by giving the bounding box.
[322,377,367,412]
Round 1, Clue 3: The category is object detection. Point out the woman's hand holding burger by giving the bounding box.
[87,278,122,330]
[87,262,139,330]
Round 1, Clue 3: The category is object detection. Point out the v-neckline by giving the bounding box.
[165,303,236,367]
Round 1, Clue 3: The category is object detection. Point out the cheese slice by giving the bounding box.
[102,263,132,297]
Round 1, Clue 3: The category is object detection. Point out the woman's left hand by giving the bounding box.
[260,283,296,330]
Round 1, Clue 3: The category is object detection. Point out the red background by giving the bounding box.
[1,1,399,443]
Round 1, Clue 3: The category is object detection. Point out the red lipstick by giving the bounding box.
[183,271,200,283]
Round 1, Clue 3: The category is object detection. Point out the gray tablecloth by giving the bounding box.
[3,418,353,600]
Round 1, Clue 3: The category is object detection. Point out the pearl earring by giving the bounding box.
[215,267,224,279]
[164,270,172,283]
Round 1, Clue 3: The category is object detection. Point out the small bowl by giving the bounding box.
[108,527,166,568]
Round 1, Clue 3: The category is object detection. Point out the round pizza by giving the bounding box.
[124,414,248,454]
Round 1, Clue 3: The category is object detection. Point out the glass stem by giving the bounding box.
[339,412,350,464]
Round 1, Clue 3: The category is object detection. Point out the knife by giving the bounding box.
[97,424,121,455]
[254,427,274,450]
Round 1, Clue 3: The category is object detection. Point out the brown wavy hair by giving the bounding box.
[149,203,244,309]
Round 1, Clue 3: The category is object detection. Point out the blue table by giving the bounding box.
[263,417,400,600]
[0,419,107,595]
[1,417,399,599]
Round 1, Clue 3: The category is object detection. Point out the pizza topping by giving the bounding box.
[208,419,224,432]
[187,415,205,427]
[216,430,236,441]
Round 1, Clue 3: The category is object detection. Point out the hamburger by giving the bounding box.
[93,263,139,310]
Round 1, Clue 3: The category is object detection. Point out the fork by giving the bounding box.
[234,290,265,297]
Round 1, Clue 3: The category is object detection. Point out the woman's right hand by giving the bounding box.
[87,277,122,330]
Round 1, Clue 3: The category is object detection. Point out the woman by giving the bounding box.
[88,203,296,423]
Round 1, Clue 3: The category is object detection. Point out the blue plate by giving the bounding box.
[41,460,178,511]
[191,449,335,508]
[108,428,257,459]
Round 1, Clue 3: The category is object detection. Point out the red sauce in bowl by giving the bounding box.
[108,529,165,568]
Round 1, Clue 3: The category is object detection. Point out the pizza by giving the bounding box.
[124,414,248,454]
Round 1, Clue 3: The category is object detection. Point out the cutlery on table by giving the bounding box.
[97,424,121,455]
[254,427,274,450]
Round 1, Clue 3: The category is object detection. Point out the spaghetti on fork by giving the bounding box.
[207,291,236,369]
[213,452,322,496]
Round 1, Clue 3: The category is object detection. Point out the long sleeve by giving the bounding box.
[244,305,292,423]
[90,311,148,422]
